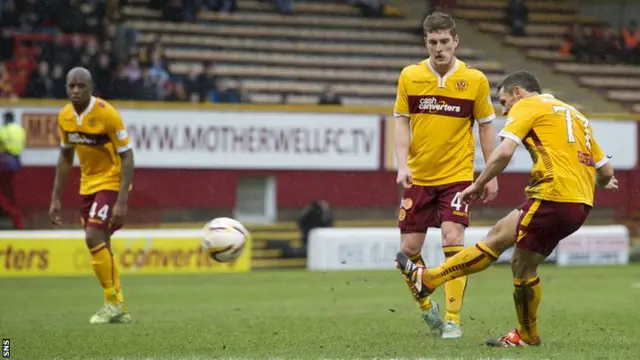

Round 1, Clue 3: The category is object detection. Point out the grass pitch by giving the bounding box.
[1,265,640,360]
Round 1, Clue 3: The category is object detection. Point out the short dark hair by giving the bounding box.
[497,70,542,94]
[3,111,14,125]
[423,12,457,37]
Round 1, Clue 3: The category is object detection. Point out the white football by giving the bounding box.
[202,217,249,262]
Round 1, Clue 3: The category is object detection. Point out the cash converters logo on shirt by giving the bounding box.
[408,95,473,118]
[418,97,462,114]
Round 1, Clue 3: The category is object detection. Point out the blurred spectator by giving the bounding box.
[217,80,249,103]
[621,20,640,64]
[134,67,160,101]
[204,0,238,13]
[165,81,188,101]
[505,0,528,37]
[273,0,294,14]
[0,111,25,230]
[349,0,384,18]
[318,85,342,105]
[93,53,115,98]
[297,200,333,251]
[25,61,53,98]
[0,63,15,98]
[597,26,622,64]
[50,63,66,99]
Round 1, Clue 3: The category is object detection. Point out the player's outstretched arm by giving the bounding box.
[475,139,517,187]
[49,147,74,225]
[461,139,517,203]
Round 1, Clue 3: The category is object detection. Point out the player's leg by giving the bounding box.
[485,200,591,347]
[437,183,472,339]
[397,207,521,295]
[398,186,444,335]
[84,191,129,324]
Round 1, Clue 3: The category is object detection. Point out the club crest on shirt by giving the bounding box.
[455,79,468,92]
[87,118,96,127]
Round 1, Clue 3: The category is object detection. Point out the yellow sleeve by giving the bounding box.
[473,74,496,124]
[393,68,410,117]
[591,136,609,169]
[498,102,534,145]
[106,107,132,153]
[58,112,72,148]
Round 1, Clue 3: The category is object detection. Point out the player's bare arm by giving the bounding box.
[394,115,412,188]
[596,161,618,190]
[460,138,517,204]
[111,149,134,227]
[49,145,74,225]
[477,122,499,202]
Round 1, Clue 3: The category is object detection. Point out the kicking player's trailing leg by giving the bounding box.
[485,247,544,347]
[440,221,466,339]
[400,232,444,336]
[486,199,591,347]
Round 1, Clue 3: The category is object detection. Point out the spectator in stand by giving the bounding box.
[165,81,188,101]
[597,25,622,64]
[318,85,342,105]
[273,0,294,14]
[0,0,19,60]
[217,79,249,104]
[50,63,66,99]
[0,63,15,98]
[505,0,528,37]
[134,67,160,101]
[621,20,640,64]
[204,0,238,13]
[25,61,53,98]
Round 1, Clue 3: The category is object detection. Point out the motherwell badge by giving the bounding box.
[455,79,468,92]
[401,198,413,210]
[398,209,406,221]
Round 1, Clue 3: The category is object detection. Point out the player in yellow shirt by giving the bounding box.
[393,12,499,339]
[49,67,135,324]
[397,70,619,347]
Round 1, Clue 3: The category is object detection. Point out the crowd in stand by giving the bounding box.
[1,0,639,104]
[561,20,640,65]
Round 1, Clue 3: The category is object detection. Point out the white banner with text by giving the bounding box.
[307,225,629,270]
[12,107,382,170]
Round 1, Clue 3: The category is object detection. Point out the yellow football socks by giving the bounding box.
[513,277,542,344]
[424,241,499,290]
[403,253,433,311]
[442,245,467,324]
[90,243,122,306]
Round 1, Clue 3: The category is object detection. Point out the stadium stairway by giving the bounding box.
[452,0,634,114]
[122,0,508,108]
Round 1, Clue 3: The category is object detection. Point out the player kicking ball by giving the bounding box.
[49,67,135,324]
[393,12,499,339]
[397,70,619,347]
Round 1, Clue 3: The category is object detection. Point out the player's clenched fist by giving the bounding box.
[482,178,499,203]
[49,199,62,226]
[604,176,619,191]
[396,167,413,189]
